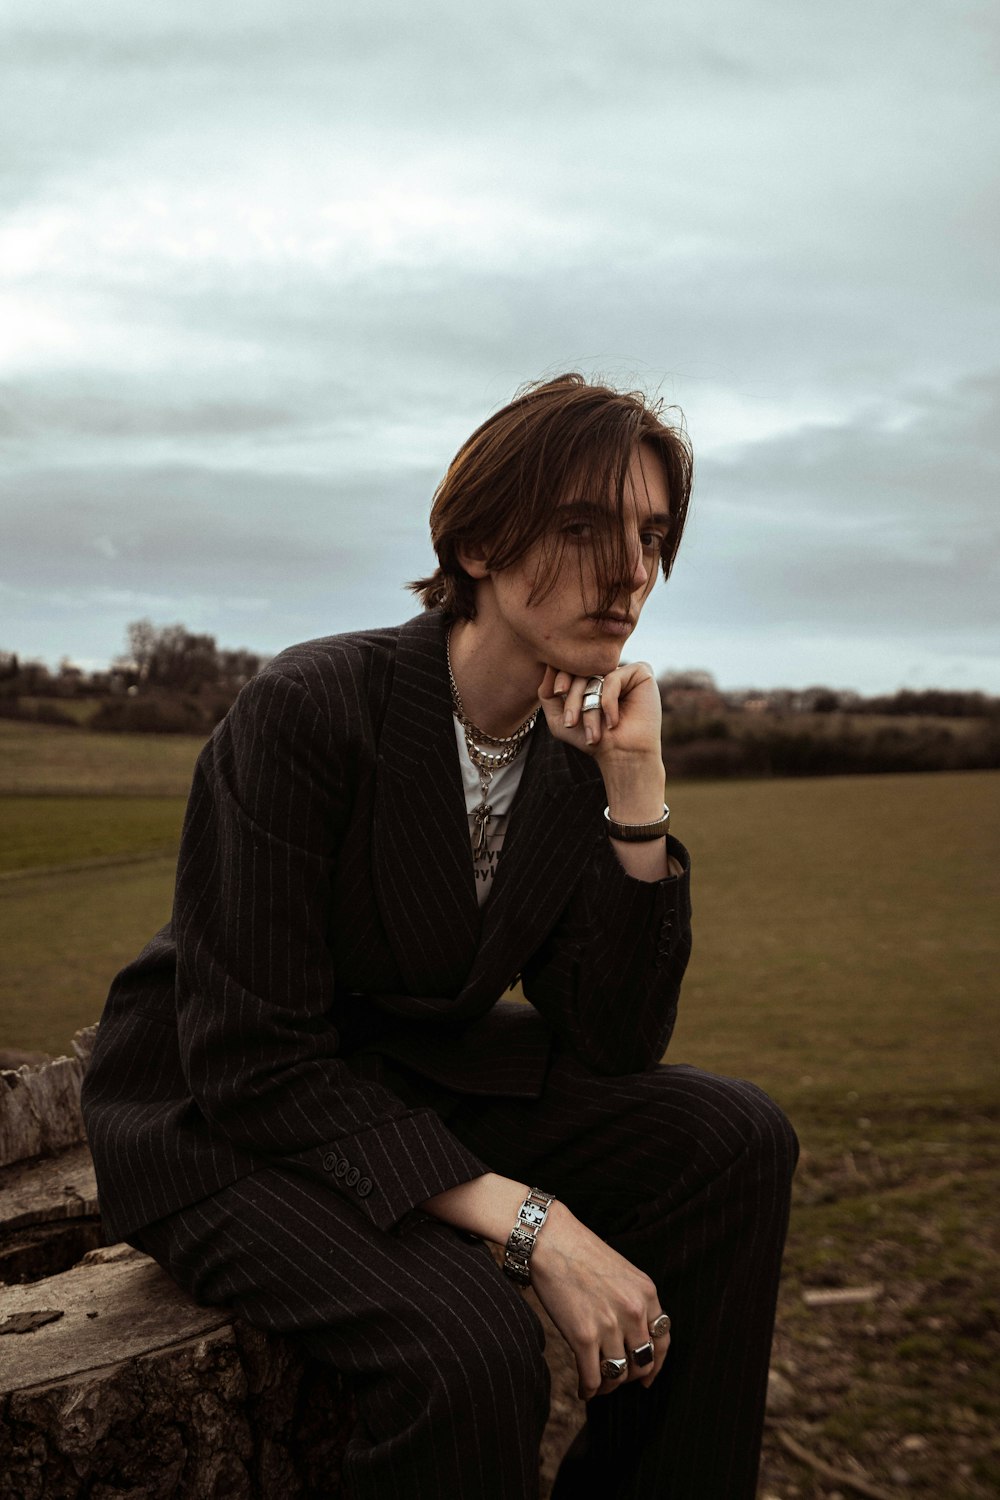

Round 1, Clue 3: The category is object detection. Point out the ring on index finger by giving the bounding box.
[581,675,605,713]
[649,1313,671,1339]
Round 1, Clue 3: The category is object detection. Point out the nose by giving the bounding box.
[626,538,649,593]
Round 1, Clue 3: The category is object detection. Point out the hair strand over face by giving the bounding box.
[407,373,694,620]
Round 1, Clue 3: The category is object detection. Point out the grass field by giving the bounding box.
[0,718,205,796]
[1,726,997,1497]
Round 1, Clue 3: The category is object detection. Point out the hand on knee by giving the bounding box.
[528,1201,671,1400]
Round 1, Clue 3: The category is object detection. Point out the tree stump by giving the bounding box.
[0,1243,352,1500]
[0,1028,95,1170]
[0,1031,585,1497]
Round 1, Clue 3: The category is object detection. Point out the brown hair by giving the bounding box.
[408,372,693,620]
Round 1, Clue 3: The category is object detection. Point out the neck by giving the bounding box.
[447,617,542,738]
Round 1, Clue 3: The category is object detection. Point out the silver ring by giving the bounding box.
[581,692,603,712]
[630,1341,655,1368]
[649,1313,671,1339]
[599,1356,628,1380]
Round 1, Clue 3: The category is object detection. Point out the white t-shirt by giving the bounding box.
[453,717,533,906]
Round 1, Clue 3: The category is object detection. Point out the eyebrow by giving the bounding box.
[558,499,672,527]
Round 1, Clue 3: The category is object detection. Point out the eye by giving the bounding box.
[561,520,594,541]
[640,529,666,552]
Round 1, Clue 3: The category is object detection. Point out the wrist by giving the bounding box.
[502,1185,558,1285]
[601,755,667,823]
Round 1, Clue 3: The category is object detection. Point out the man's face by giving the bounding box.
[485,442,670,678]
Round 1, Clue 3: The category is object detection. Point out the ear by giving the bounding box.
[455,541,492,580]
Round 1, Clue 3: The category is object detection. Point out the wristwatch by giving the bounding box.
[503,1187,556,1285]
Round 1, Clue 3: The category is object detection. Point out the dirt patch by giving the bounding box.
[758,1095,1000,1499]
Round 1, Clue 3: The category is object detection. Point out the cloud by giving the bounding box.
[1,0,997,689]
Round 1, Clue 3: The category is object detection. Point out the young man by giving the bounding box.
[83,374,797,1499]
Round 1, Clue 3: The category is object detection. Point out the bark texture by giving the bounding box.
[1,1244,352,1500]
[0,1027,97,1168]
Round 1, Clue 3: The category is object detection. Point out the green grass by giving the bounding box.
[667,769,1000,1099]
[0,796,185,875]
[0,718,205,796]
[0,857,177,1053]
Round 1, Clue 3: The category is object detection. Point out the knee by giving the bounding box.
[738,1081,799,1174]
[655,1068,799,1189]
[696,1078,799,1198]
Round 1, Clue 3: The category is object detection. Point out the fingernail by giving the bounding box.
[585,724,595,744]
[563,710,573,726]
[603,711,612,729]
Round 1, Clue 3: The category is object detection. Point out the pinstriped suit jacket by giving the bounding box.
[81,609,692,1245]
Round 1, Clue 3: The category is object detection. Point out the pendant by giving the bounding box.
[472,798,493,860]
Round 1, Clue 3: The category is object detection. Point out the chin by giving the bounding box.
[559,640,625,677]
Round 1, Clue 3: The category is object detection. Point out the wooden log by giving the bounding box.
[0,1142,101,1284]
[0,1243,352,1500]
[0,1028,97,1170]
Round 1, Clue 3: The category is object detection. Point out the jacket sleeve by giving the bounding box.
[173,664,488,1232]
[519,828,692,1076]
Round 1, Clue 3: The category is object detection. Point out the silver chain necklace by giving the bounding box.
[445,627,538,860]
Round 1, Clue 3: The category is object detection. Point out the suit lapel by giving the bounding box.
[372,612,482,1000]
[372,609,605,1018]
[458,713,603,1010]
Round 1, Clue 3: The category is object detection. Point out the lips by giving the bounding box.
[588,612,634,637]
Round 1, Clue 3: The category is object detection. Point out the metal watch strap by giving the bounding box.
[502,1187,556,1285]
[604,803,670,842]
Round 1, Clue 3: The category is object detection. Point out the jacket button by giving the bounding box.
[346,1167,360,1187]
[334,1158,350,1179]
[357,1177,373,1198]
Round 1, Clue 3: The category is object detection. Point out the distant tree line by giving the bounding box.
[655,670,1000,778]
[2,628,1000,775]
[0,620,266,735]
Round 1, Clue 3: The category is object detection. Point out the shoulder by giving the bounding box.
[226,611,444,740]
[262,623,403,710]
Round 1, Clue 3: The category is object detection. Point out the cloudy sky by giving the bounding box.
[2,0,997,691]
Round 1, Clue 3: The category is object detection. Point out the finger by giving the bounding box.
[626,1322,657,1386]
[641,1311,671,1387]
[574,675,608,746]
[537,665,560,703]
[596,1349,629,1398]
[640,1335,670,1388]
[581,682,604,746]
[577,1345,604,1403]
[537,667,579,740]
[599,672,622,730]
[561,676,589,728]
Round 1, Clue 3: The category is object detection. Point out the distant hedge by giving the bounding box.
[0,699,79,728]
[88,695,229,736]
[664,713,1000,778]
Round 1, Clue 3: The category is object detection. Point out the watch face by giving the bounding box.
[521,1203,547,1227]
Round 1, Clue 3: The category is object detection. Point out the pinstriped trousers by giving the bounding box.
[134,1051,798,1500]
